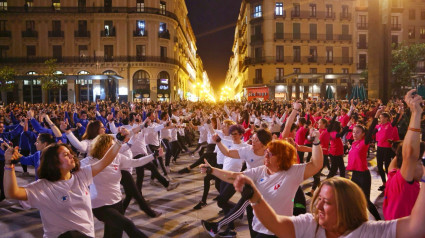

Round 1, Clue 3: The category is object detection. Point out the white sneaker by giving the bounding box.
[166,182,180,191]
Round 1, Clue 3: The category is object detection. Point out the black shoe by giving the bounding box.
[213,195,220,201]
[218,209,224,215]
[201,220,218,237]
[193,201,207,210]
[378,185,385,191]
[218,229,237,238]
[149,210,162,218]
[178,167,191,174]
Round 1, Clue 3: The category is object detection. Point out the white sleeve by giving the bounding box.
[108,122,118,134]
[119,154,155,169]
[237,146,250,161]
[291,214,323,238]
[154,124,164,132]
[66,132,89,153]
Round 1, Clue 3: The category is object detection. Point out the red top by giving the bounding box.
[346,139,369,171]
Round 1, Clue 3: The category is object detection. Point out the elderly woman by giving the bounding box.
[3,141,122,238]
[201,133,323,237]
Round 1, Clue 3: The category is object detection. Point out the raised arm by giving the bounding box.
[200,159,242,184]
[303,130,323,180]
[281,102,301,139]
[212,134,240,158]
[233,174,295,238]
[90,141,122,177]
[3,147,28,200]
[44,115,63,139]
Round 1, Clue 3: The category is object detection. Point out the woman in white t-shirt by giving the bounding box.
[201,132,323,237]
[3,141,122,238]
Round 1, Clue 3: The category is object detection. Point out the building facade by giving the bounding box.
[0,0,206,103]
[225,0,425,101]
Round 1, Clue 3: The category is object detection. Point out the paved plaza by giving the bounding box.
[0,147,384,238]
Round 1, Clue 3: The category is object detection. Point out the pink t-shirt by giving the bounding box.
[338,114,350,127]
[329,131,344,156]
[295,126,308,146]
[346,124,355,140]
[376,122,396,148]
[383,169,420,220]
[319,129,330,155]
[346,139,369,171]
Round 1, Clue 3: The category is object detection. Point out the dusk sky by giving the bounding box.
[185,0,243,93]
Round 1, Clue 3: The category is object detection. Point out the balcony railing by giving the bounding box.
[357,63,367,70]
[48,31,64,37]
[357,23,368,30]
[340,13,352,20]
[100,30,116,37]
[251,12,263,19]
[253,77,263,84]
[391,24,401,31]
[273,33,351,41]
[243,56,353,65]
[287,11,337,20]
[74,30,90,37]
[274,10,286,18]
[273,77,286,84]
[133,30,148,37]
[158,30,170,39]
[357,42,368,49]
[338,34,352,41]
[0,31,11,37]
[251,34,263,44]
[22,30,38,38]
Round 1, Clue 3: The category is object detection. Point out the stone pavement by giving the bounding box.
[0,149,384,238]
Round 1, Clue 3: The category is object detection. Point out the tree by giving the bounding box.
[40,59,63,103]
[392,43,425,94]
[0,66,17,104]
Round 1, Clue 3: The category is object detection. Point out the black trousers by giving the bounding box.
[376,146,393,184]
[297,151,305,163]
[148,144,167,176]
[217,197,255,236]
[120,170,156,217]
[92,201,147,238]
[189,152,217,170]
[170,140,182,161]
[161,138,172,167]
[312,155,329,190]
[327,155,345,178]
[177,132,189,151]
[135,161,169,192]
[351,170,381,220]
[293,186,306,216]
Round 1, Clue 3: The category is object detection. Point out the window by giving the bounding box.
[326,4,333,18]
[159,22,167,33]
[255,69,262,83]
[358,15,367,28]
[53,0,60,11]
[136,20,146,36]
[309,47,317,62]
[160,46,167,58]
[78,0,86,10]
[342,47,349,63]
[160,1,166,15]
[342,68,349,74]
[293,23,300,39]
[25,0,33,8]
[422,10,425,20]
[104,45,113,61]
[103,21,114,36]
[310,24,317,40]
[359,54,367,69]
[293,68,301,74]
[0,45,8,58]
[276,22,283,39]
[420,28,425,39]
[310,68,317,74]
[0,20,5,31]
[276,68,284,82]
[310,4,316,17]
[27,45,36,57]
[342,5,349,17]
[391,35,398,47]
[137,0,145,12]
[253,4,262,18]
[276,46,284,62]
[326,47,333,62]
[293,3,300,17]
[326,24,333,40]
[359,34,367,48]
[409,26,416,39]
[79,45,88,61]
[409,9,415,20]
[136,45,146,60]
[78,20,87,35]
[53,45,62,61]
[254,47,262,59]
[326,68,333,74]
[52,20,61,32]
[0,0,7,11]
[275,2,283,16]
[293,46,300,62]
[26,20,35,31]
[104,0,112,12]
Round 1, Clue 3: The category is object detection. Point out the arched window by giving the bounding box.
[158,71,170,80]
[133,70,150,91]
[27,71,38,75]
[54,71,64,75]
[103,70,117,75]
[78,70,90,75]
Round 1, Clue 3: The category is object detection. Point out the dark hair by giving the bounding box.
[229,124,245,135]
[82,120,102,140]
[298,118,307,125]
[256,129,273,146]
[38,133,56,145]
[395,141,425,168]
[80,110,87,115]
[129,112,137,122]
[381,112,390,119]
[330,121,341,132]
[38,144,80,182]
[161,111,168,119]
[319,118,329,127]
[353,124,366,134]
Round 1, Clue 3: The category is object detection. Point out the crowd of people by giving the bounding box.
[0,89,425,238]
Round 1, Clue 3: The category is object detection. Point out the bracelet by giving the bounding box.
[313,140,321,146]
[215,136,222,143]
[49,123,55,127]
[250,195,263,206]
[4,164,14,171]
[420,177,425,183]
[408,127,421,133]
[206,166,213,175]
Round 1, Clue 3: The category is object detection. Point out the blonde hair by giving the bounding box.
[311,177,368,232]
[89,134,114,159]
[223,119,236,127]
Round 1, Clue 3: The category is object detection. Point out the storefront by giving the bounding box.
[133,70,151,102]
[157,71,171,101]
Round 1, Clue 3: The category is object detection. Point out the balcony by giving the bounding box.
[48,31,64,37]
[0,31,11,37]
[253,77,263,84]
[242,56,353,65]
[274,10,286,18]
[133,30,148,37]
[291,10,301,18]
[274,77,286,84]
[357,42,368,49]
[22,30,38,38]
[357,23,368,30]
[324,12,336,20]
[357,63,367,70]
[251,12,263,19]
[74,31,90,38]
[391,24,401,31]
[100,30,116,37]
[340,13,352,21]
[250,34,263,45]
[274,33,284,40]
[158,30,170,39]
[338,34,352,41]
